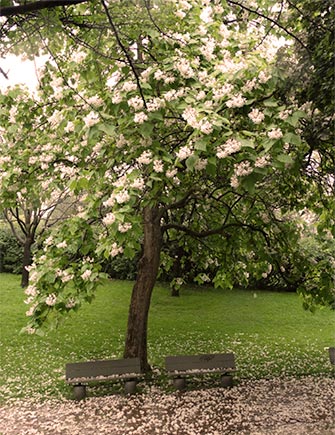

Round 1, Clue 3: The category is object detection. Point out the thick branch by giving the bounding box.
[0,0,88,16]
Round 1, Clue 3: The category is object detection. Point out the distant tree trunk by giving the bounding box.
[21,236,33,288]
[124,206,162,372]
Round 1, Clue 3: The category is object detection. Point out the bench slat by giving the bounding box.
[66,357,142,381]
[165,353,235,373]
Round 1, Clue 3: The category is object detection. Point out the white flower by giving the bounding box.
[128,96,144,110]
[166,168,178,178]
[64,121,75,132]
[230,174,239,188]
[216,138,242,159]
[81,269,92,281]
[248,108,265,124]
[103,195,115,207]
[116,134,127,148]
[200,120,213,135]
[106,71,121,89]
[267,128,283,139]
[56,241,68,249]
[137,150,152,165]
[153,160,164,173]
[176,145,194,160]
[115,190,130,204]
[103,212,116,225]
[86,95,103,107]
[134,112,148,123]
[45,293,57,306]
[175,9,186,19]
[110,242,123,257]
[255,155,271,168]
[66,298,77,309]
[234,161,253,177]
[112,91,123,104]
[182,107,199,128]
[26,327,36,334]
[71,50,87,63]
[26,304,38,317]
[132,177,145,190]
[83,111,99,127]
[122,81,137,92]
[175,58,194,79]
[25,285,38,297]
[194,158,208,171]
[118,222,132,233]
[200,6,213,23]
[226,94,246,108]
[258,70,271,83]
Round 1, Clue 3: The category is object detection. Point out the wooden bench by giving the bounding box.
[65,357,143,400]
[329,347,335,366]
[165,352,236,391]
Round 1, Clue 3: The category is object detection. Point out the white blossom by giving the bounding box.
[153,160,164,173]
[226,94,246,108]
[267,128,283,139]
[134,112,148,123]
[137,151,152,165]
[83,111,99,127]
[200,6,213,23]
[132,177,145,190]
[81,269,92,281]
[45,293,57,306]
[128,96,144,110]
[176,145,194,160]
[115,190,130,204]
[56,241,67,249]
[248,108,265,124]
[118,222,132,233]
[103,213,116,225]
[110,242,123,257]
[216,138,242,159]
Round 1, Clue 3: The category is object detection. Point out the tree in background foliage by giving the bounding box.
[0,0,334,370]
[0,87,79,286]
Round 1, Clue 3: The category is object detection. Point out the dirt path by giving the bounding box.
[0,377,334,434]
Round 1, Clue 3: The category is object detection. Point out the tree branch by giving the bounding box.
[0,0,88,17]
[227,0,308,51]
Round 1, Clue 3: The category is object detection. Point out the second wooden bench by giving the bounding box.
[165,352,236,391]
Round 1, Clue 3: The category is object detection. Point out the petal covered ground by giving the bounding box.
[0,377,334,435]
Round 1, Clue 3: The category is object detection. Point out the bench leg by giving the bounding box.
[124,380,137,394]
[73,384,86,400]
[173,377,186,391]
[220,374,233,388]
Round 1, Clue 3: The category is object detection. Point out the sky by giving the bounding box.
[0,55,45,91]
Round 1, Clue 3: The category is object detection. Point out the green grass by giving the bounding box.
[0,273,334,402]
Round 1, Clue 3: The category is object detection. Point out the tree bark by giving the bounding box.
[124,206,162,372]
[21,236,33,288]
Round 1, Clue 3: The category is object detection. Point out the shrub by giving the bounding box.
[0,228,23,274]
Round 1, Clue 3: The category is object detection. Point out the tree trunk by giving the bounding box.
[21,237,33,288]
[124,206,162,372]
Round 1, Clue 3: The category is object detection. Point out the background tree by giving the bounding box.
[0,86,79,286]
[0,0,333,370]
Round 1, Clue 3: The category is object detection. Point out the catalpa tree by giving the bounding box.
[1,0,333,370]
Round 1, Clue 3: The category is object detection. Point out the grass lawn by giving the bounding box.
[0,273,334,402]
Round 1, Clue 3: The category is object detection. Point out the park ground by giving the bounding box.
[0,274,334,434]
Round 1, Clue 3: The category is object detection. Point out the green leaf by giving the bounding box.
[186,155,197,171]
[194,139,207,151]
[98,123,115,135]
[276,154,294,164]
[140,122,154,138]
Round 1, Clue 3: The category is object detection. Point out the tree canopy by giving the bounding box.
[0,0,333,370]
